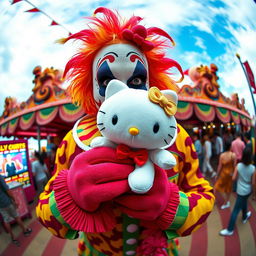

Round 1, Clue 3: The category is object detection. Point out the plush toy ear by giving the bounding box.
[105,79,128,99]
[161,90,178,105]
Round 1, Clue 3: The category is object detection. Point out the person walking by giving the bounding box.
[219,147,256,236]
[202,134,216,177]
[231,132,245,163]
[214,132,224,157]
[244,131,256,200]
[0,175,32,246]
[31,151,49,194]
[231,132,245,192]
[214,139,236,209]
[192,133,203,171]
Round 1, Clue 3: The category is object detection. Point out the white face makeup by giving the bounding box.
[92,43,149,107]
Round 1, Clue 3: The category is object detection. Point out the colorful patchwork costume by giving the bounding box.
[36,7,214,256]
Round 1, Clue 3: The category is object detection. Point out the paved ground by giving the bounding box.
[1,179,255,256]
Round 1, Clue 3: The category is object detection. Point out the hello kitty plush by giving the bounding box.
[90,80,178,194]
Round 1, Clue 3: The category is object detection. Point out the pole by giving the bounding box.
[37,125,41,153]
[236,53,256,116]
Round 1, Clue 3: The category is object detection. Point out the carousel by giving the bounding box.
[0,66,84,143]
[0,63,252,143]
[176,63,251,133]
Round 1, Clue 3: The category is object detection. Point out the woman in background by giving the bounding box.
[214,139,236,209]
[220,147,256,236]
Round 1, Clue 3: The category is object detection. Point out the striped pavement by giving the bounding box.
[0,192,255,256]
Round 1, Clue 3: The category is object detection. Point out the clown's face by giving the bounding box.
[92,43,149,106]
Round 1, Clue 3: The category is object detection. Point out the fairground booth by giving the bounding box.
[0,63,254,202]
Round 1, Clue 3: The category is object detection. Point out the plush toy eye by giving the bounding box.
[112,115,118,125]
[153,122,159,133]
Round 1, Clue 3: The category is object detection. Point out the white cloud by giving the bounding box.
[0,0,256,119]
[194,37,207,50]
[181,51,212,68]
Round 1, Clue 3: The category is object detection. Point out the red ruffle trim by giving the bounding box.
[53,169,116,233]
[156,183,180,230]
[137,229,168,256]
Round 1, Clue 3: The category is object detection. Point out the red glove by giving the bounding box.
[53,147,134,232]
[114,165,180,229]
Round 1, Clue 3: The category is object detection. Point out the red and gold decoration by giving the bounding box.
[0,66,83,138]
[0,63,252,138]
[178,63,251,127]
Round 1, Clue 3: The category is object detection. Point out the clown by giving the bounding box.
[36,7,214,256]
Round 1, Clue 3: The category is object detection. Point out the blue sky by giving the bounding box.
[0,0,256,116]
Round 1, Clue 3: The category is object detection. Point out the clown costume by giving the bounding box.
[36,7,215,256]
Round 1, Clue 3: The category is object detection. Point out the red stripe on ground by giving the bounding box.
[189,222,207,256]
[215,191,241,256]
[1,219,42,256]
[248,201,256,245]
[42,235,67,256]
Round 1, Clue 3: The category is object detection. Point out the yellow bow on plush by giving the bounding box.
[148,87,177,116]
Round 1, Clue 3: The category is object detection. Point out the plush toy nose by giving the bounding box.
[129,127,140,136]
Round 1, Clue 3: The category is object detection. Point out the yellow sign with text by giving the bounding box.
[0,143,26,152]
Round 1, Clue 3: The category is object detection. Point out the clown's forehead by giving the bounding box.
[93,43,148,69]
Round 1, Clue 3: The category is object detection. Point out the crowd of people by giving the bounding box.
[31,140,57,195]
[192,129,256,237]
[0,140,57,246]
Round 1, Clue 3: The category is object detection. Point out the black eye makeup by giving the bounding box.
[127,61,147,90]
[97,62,116,96]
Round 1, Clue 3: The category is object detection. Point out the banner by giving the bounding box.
[10,0,71,35]
[243,61,256,93]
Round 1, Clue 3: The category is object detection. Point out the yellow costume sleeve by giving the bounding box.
[165,124,215,239]
[36,130,81,239]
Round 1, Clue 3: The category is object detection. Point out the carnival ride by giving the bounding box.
[0,63,252,142]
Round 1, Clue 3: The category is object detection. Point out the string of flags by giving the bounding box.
[11,0,72,35]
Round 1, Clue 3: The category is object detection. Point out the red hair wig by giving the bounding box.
[63,7,183,115]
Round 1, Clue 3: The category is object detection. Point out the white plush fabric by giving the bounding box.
[91,80,178,193]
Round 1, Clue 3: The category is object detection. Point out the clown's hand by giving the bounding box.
[115,166,172,220]
[90,136,116,148]
[68,147,134,211]
[53,147,135,233]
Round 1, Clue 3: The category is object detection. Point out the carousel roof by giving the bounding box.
[176,64,251,127]
[0,66,84,138]
[0,63,251,138]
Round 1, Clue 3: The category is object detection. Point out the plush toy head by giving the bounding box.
[97,80,178,150]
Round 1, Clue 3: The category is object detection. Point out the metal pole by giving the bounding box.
[236,53,256,116]
[37,125,41,153]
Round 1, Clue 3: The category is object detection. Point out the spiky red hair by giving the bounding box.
[63,7,183,114]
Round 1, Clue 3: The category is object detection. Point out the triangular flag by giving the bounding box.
[25,8,40,13]
[50,20,59,26]
[183,69,189,75]
[11,0,23,4]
